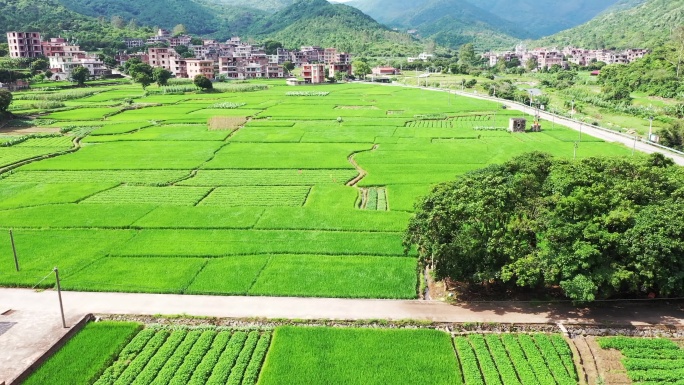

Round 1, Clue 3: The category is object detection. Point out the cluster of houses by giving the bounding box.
[6,32,110,81]
[5,29,365,83]
[484,44,649,70]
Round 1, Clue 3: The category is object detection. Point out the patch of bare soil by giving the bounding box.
[587,336,631,385]
[208,116,248,130]
[0,126,60,135]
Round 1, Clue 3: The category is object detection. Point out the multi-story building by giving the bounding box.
[186,59,214,79]
[148,47,172,70]
[42,38,85,58]
[302,64,325,84]
[123,38,146,49]
[6,32,42,58]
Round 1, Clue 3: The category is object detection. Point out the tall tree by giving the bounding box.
[172,24,187,36]
[193,75,213,90]
[111,15,125,29]
[152,67,172,87]
[352,60,371,79]
[70,66,90,86]
[458,43,476,67]
[0,89,12,113]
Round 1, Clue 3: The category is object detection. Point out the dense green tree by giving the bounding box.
[660,120,684,151]
[128,62,154,89]
[352,60,371,79]
[172,24,187,36]
[457,43,476,67]
[111,15,125,29]
[0,90,12,113]
[70,66,90,86]
[174,45,189,56]
[152,67,172,87]
[526,57,538,72]
[263,40,283,55]
[283,61,295,73]
[30,59,49,74]
[405,152,684,302]
[0,44,8,57]
[193,74,213,90]
[133,72,152,89]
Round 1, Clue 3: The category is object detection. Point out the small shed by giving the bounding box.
[509,118,527,133]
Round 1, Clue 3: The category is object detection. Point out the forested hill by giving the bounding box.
[249,0,422,56]
[536,0,683,49]
[347,0,525,50]
[1,0,422,56]
[0,0,150,49]
[464,0,620,38]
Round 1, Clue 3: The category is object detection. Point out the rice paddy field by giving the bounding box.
[25,322,581,385]
[0,80,635,298]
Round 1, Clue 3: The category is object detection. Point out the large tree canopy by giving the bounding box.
[405,152,684,302]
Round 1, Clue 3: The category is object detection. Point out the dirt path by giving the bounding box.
[346,144,378,187]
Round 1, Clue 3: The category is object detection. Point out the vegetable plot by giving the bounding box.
[94,327,272,385]
[598,336,684,383]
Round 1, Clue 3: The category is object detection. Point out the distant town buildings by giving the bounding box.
[407,52,434,63]
[6,29,354,82]
[484,44,649,70]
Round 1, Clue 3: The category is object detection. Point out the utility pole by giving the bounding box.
[54,267,67,328]
[574,142,579,160]
[579,118,583,142]
[632,135,637,156]
[9,230,19,272]
[648,116,654,141]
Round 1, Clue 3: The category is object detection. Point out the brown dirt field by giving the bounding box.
[587,336,631,385]
[208,116,248,130]
[0,126,60,135]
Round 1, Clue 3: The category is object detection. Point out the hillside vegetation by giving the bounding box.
[537,0,684,49]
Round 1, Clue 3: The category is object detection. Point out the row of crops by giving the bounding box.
[598,336,684,384]
[454,334,578,385]
[362,187,388,211]
[406,120,454,128]
[94,326,271,385]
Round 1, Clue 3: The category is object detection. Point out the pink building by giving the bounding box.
[6,32,42,58]
[302,64,325,84]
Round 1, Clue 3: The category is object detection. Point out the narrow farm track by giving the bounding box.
[346,144,378,187]
[571,337,599,385]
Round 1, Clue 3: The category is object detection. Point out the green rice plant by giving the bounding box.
[517,334,556,385]
[500,334,540,385]
[23,322,141,385]
[621,348,684,359]
[453,337,485,385]
[187,331,232,385]
[286,91,329,96]
[94,329,157,385]
[148,331,202,385]
[212,83,269,92]
[30,100,66,109]
[198,186,310,207]
[12,89,99,101]
[623,358,684,371]
[483,335,522,385]
[366,188,378,210]
[210,102,246,109]
[146,85,199,95]
[113,329,169,385]
[242,332,272,385]
[226,331,260,385]
[168,330,217,385]
[82,186,212,206]
[131,330,187,385]
[2,170,189,186]
[206,331,249,385]
[466,335,502,385]
[259,327,461,385]
[179,169,357,187]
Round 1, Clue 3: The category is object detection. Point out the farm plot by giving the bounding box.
[259,327,461,385]
[91,326,272,385]
[454,334,578,385]
[0,81,640,299]
[198,186,311,207]
[598,336,684,384]
[179,169,357,186]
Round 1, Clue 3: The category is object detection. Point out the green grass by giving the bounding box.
[258,327,462,385]
[23,321,141,385]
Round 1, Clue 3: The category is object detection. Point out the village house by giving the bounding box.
[6,32,42,58]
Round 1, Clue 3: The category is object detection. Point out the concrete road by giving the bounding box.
[2,288,684,383]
